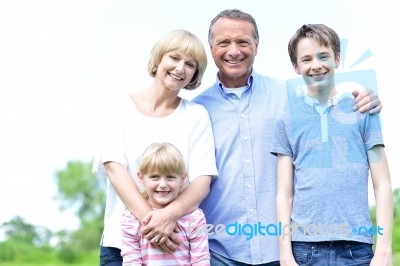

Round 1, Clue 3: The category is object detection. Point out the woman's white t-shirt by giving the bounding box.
[92,94,218,248]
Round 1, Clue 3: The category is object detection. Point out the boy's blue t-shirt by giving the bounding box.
[271,86,384,244]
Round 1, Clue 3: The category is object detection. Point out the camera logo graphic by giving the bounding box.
[286,39,378,96]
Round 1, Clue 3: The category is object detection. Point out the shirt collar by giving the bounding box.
[216,70,254,99]
[300,86,351,108]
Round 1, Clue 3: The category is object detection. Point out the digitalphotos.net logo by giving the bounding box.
[188,221,384,241]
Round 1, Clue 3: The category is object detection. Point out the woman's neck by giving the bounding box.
[130,87,181,117]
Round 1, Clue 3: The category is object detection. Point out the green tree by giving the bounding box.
[0,216,53,262]
[2,216,37,244]
[1,216,51,247]
[54,160,106,250]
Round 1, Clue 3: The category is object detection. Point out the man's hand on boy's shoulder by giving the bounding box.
[352,89,382,114]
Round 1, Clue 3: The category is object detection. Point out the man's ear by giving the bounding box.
[254,42,259,56]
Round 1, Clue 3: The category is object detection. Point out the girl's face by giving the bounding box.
[155,51,198,91]
[139,170,186,208]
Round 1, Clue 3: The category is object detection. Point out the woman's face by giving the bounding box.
[155,51,198,91]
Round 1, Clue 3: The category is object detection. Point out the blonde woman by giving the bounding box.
[93,29,217,266]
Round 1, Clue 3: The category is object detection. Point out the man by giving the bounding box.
[193,9,381,265]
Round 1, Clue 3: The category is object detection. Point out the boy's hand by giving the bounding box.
[280,254,299,266]
[280,258,299,266]
[352,89,382,114]
[370,251,393,266]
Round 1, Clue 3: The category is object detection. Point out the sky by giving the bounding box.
[0,0,399,236]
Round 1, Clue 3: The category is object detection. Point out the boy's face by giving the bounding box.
[294,37,340,92]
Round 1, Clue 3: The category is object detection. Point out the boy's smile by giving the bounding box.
[294,37,340,97]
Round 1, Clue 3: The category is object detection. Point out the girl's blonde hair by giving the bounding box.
[139,142,186,176]
[147,29,207,90]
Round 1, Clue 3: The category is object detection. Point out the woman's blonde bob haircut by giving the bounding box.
[147,29,207,90]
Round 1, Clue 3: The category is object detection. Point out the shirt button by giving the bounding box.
[241,114,245,118]
[247,184,251,188]
[245,160,250,164]
[243,136,248,141]
[249,208,254,213]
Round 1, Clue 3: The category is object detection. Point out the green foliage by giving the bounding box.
[53,160,105,251]
[54,160,106,223]
[1,216,52,248]
[393,188,400,253]
[0,248,99,265]
[0,241,55,264]
[68,219,103,251]
[393,219,400,253]
[394,188,400,219]
[0,160,105,265]
[57,246,78,264]
[394,254,400,266]
[0,242,16,261]
[2,216,37,244]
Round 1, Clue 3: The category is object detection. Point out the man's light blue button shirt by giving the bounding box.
[193,70,287,264]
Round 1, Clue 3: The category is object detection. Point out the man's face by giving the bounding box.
[209,17,258,87]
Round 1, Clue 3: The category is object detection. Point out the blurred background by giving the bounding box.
[0,0,399,264]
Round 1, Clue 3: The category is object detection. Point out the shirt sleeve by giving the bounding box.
[361,112,384,150]
[121,209,142,266]
[270,110,293,157]
[92,103,128,178]
[187,209,211,265]
[187,104,218,182]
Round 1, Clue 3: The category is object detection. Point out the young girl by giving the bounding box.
[121,142,210,265]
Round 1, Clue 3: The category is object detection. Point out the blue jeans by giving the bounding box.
[292,241,373,266]
[99,246,122,266]
[210,249,280,266]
